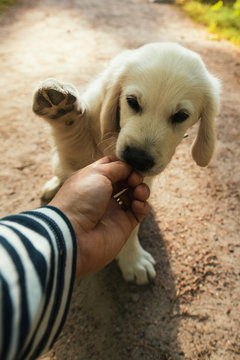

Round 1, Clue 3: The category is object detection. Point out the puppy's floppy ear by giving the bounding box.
[100,79,121,139]
[100,49,133,139]
[192,76,221,167]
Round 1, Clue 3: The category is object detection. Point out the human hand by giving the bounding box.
[49,156,150,278]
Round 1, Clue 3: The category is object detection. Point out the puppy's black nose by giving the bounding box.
[122,146,155,172]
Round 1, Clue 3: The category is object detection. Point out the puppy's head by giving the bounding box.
[100,42,221,176]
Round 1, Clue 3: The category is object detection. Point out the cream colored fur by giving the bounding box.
[33,42,220,285]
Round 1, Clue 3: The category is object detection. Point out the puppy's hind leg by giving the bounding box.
[41,176,62,204]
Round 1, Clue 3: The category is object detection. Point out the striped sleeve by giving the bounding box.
[0,206,77,360]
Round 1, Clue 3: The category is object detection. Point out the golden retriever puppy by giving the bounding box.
[33,42,220,285]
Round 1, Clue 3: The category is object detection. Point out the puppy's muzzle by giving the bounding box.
[122,146,155,172]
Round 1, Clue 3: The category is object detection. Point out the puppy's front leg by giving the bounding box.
[116,226,156,285]
[32,79,86,202]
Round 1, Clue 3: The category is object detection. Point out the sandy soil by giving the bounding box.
[0,0,240,359]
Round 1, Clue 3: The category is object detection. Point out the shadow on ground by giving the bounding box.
[55,210,181,360]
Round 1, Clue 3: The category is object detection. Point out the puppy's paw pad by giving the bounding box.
[119,250,156,285]
[47,89,65,105]
[66,93,77,105]
[33,79,79,118]
[37,93,52,108]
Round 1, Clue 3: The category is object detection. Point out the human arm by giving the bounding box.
[0,206,76,360]
[0,157,150,359]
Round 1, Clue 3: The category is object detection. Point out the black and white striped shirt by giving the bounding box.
[0,206,77,360]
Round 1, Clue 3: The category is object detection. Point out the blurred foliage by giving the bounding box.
[177,0,240,45]
[0,0,15,12]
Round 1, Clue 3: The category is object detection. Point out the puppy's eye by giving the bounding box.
[126,96,141,112]
[171,111,189,124]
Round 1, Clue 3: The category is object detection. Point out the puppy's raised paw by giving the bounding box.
[32,78,84,122]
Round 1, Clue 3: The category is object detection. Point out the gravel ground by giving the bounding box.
[0,0,240,359]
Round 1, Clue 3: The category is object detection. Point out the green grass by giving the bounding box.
[177,0,240,46]
[0,0,15,12]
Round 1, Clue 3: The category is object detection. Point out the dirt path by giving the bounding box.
[0,0,240,359]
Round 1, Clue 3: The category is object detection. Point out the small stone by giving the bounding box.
[131,293,140,303]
